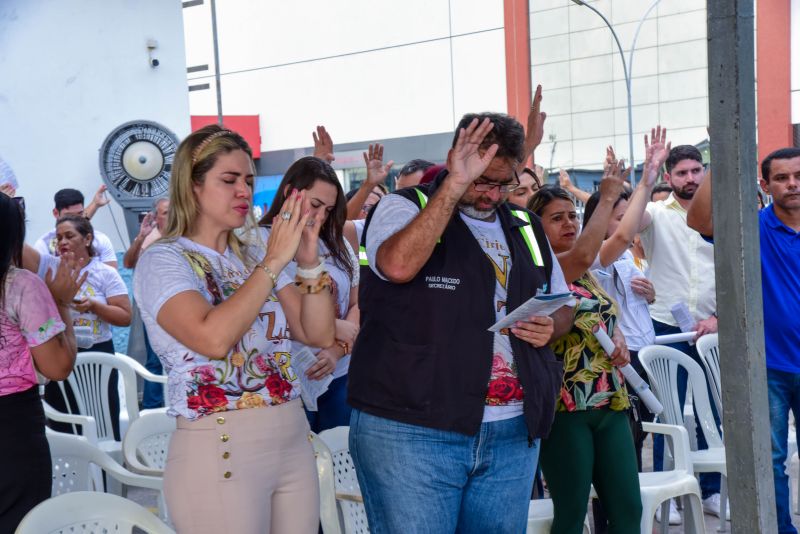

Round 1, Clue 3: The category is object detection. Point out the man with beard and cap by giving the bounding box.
[637,144,724,523]
[347,113,575,533]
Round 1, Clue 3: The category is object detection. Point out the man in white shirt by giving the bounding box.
[34,187,118,268]
[638,144,723,520]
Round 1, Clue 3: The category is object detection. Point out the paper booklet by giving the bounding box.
[291,345,334,412]
[488,290,576,332]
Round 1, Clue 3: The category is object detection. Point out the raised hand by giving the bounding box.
[558,168,574,190]
[138,212,156,238]
[642,126,670,187]
[45,252,88,306]
[93,184,110,207]
[525,84,547,151]
[599,148,629,200]
[296,199,325,268]
[362,144,394,187]
[447,118,498,190]
[0,183,16,197]
[312,126,335,163]
[263,190,312,272]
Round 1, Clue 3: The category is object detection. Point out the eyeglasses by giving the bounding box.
[473,173,520,193]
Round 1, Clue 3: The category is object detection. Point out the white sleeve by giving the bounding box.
[134,244,199,321]
[100,266,129,298]
[364,194,420,280]
[343,240,359,287]
[547,243,570,295]
[94,232,117,264]
[33,236,51,256]
[36,253,60,281]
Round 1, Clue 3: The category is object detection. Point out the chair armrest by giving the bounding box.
[642,422,693,472]
[42,401,99,444]
[99,455,164,491]
[335,490,364,504]
[115,352,167,383]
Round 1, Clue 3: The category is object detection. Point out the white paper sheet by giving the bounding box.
[291,346,333,412]
[488,291,575,332]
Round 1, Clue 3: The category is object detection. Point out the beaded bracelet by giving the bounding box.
[294,271,333,295]
[257,262,279,286]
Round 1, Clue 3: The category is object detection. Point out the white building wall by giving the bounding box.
[531,0,710,170]
[183,0,507,153]
[0,0,191,250]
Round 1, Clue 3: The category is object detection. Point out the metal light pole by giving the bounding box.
[570,0,661,185]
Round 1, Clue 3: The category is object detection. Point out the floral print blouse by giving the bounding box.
[134,237,299,421]
[549,274,630,412]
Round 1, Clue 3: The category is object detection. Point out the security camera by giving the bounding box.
[150,58,160,68]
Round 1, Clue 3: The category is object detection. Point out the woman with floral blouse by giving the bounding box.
[134,125,335,533]
[528,156,642,534]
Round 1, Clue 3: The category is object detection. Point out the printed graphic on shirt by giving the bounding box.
[460,215,523,407]
[179,247,299,417]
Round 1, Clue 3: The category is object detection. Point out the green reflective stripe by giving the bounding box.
[358,246,369,266]
[511,210,544,267]
[415,188,429,209]
[415,188,441,243]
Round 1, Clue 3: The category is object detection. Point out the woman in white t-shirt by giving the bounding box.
[259,156,359,433]
[134,125,335,534]
[23,214,131,439]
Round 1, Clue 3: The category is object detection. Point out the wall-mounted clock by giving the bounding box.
[99,120,179,241]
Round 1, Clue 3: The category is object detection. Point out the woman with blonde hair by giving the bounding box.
[134,125,335,533]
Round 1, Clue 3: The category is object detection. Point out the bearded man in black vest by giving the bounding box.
[347,114,575,533]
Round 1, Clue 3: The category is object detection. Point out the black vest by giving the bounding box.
[347,173,565,437]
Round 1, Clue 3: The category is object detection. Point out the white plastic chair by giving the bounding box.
[318,426,370,534]
[16,491,174,534]
[122,408,174,477]
[311,431,346,534]
[696,334,800,514]
[47,431,163,496]
[526,499,590,533]
[46,352,167,454]
[640,345,727,532]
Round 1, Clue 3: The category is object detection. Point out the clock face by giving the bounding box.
[99,120,179,204]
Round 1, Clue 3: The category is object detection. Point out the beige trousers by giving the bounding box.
[164,399,319,534]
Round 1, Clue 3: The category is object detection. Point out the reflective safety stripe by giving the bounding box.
[358,246,369,266]
[415,188,429,209]
[511,210,545,267]
[414,188,441,244]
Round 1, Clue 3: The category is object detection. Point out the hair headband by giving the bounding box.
[191,130,232,165]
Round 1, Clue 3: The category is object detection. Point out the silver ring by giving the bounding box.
[281,211,292,221]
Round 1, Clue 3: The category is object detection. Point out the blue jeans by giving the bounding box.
[305,374,352,434]
[651,320,721,498]
[768,368,800,534]
[349,410,538,534]
[141,330,164,409]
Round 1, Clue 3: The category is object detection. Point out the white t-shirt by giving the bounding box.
[35,229,117,265]
[134,237,299,420]
[591,250,656,351]
[366,193,571,422]
[37,255,128,345]
[259,228,359,379]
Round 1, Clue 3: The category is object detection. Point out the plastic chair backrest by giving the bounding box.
[318,426,370,534]
[122,409,175,475]
[310,432,344,534]
[61,352,142,442]
[639,345,723,449]
[16,491,175,534]
[696,333,723,415]
[48,432,163,496]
